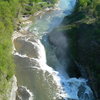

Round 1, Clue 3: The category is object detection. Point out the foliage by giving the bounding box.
[61,0,100,99]
[0,0,57,98]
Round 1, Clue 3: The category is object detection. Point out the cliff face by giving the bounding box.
[61,0,100,99]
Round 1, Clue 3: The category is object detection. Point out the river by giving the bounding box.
[13,0,94,100]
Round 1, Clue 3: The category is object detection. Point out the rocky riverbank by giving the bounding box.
[0,76,17,100]
[11,2,61,100]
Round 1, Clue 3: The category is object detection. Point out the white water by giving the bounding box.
[16,86,34,100]
[29,0,76,37]
[13,0,94,100]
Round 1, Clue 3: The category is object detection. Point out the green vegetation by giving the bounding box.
[0,0,57,99]
[61,0,100,99]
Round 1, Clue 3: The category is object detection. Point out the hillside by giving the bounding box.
[0,0,56,99]
[61,0,100,99]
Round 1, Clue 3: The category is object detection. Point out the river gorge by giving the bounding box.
[13,0,95,100]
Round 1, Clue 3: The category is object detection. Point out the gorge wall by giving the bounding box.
[60,0,100,99]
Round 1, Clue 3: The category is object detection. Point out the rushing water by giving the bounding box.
[13,0,94,100]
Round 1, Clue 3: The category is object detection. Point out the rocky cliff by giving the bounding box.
[60,0,100,99]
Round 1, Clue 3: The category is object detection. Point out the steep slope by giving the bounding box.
[60,0,100,99]
[0,0,56,99]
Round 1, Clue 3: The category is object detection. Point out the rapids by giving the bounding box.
[13,0,94,100]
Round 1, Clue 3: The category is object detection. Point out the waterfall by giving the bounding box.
[13,0,94,100]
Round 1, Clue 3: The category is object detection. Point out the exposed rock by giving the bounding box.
[16,86,33,100]
[0,76,17,100]
[14,36,40,58]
